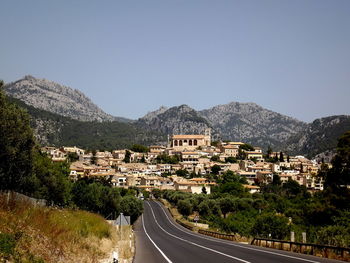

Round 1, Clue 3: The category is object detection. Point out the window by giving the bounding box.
[194,139,197,146]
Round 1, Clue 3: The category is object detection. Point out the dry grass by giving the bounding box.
[0,192,117,263]
[99,225,135,263]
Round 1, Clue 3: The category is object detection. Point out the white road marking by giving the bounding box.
[154,201,320,263]
[141,214,173,263]
[146,202,251,263]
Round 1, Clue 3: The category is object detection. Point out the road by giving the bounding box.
[134,200,342,263]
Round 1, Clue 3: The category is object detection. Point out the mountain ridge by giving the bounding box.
[3,75,350,157]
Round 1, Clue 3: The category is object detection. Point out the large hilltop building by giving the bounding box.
[168,128,211,151]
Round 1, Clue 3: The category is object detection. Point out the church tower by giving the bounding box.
[204,128,211,146]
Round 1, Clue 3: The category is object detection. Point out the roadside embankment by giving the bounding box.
[0,192,134,263]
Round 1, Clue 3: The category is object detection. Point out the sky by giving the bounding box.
[1,0,349,122]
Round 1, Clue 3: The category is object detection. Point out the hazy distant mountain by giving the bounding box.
[284,115,350,157]
[4,75,130,122]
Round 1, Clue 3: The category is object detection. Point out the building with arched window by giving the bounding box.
[168,129,211,151]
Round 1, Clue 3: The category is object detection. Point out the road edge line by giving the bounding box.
[141,214,173,263]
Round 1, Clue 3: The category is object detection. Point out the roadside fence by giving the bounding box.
[251,237,350,261]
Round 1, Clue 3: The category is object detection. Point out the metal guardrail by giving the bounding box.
[198,229,236,241]
[176,219,194,231]
[251,237,350,261]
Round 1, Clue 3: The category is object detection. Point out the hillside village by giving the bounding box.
[42,128,325,195]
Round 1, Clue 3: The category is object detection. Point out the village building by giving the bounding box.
[63,146,85,156]
[181,151,200,164]
[149,145,166,153]
[246,151,264,161]
[111,174,128,187]
[168,129,211,151]
[237,171,257,185]
[220,144,239,157]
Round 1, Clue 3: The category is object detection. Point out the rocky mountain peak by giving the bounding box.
[4,75,117,122]
[141,106,168,122]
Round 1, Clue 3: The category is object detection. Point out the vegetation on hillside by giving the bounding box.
[7,96,164,150]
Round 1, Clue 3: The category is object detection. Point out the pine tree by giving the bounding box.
[279,152,284,162]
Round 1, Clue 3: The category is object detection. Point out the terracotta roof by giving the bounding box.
[190,178,207,182]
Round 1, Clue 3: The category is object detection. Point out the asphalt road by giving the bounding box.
[134,200,342,263]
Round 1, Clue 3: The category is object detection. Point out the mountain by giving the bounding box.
[4,76,349,156]
[199,102,307,148]
[138,104,211,135]
[139,102,307,149]
[8,97,163,150]
[284,115,350,157]
[4,75,130,122]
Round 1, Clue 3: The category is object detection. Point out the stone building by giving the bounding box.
[168,129,211,151]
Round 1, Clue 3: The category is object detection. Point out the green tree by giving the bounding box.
[218,197,236,218]
[211,164,221,175]
[211,155,220,162]
[67,152,79,162]
[279,152,284,162]
[324,131,350,188]
[29,151,73,206]
[91,150,97,164]
[252,213,290,239]
[177,199,193,216]
[123,150,131,163]
[239,143,255,151]
[267,146,272,156]
[130,144,149,153]
[225,157,237,163]
[120,195,143,223]
[272,174,282,186]
[0,84,35,191]
[140,155,146,163]
[176,169,189,178]
[151,188,162,199]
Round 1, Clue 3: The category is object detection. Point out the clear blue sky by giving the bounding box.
[1,0,349,122]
